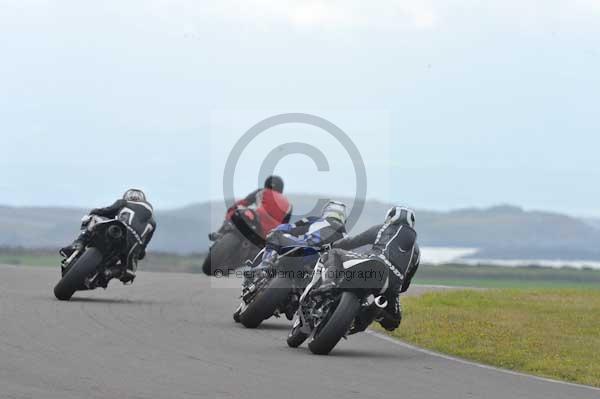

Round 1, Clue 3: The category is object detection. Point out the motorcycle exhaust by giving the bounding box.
[107,225,123,239]
[374,296,388,309]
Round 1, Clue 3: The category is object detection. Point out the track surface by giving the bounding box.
[0,266,597,399]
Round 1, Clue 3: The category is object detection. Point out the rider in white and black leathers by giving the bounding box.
[332,206,420,331]
[60,189,157,282]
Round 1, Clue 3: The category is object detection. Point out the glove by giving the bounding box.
[320,243,333,252]
[138,248,146,260]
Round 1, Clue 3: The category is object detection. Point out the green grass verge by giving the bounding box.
[0,253,58,267]
[386,289,600,387]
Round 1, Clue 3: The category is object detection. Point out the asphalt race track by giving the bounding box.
[1,266,598,399]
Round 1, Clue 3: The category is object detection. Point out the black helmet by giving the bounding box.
[123,189,147,202]
[264,175,284,193]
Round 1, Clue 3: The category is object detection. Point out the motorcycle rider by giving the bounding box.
[254,200,349,271]
[210,175,292,241]
[59,189,157,282]
[331,206,420,331]
[237,200,348,321]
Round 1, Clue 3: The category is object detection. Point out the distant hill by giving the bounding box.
[584,218,600,231]
[1,197,599,260]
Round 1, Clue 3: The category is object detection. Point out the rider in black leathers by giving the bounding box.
[60,189,157,282]
[241,201,348,318]
[331,206,420,331]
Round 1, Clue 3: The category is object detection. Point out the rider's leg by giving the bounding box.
[377,283,402,331]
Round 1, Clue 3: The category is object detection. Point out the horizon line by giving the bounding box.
[0,194,598,220]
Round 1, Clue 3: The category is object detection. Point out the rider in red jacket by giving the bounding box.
[223,176,292,237]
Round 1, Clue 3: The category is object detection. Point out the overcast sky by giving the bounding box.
[2,1,599,216]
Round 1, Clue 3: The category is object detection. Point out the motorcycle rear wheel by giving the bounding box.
[54,248,103,301]
[202,233,240,276]
[239,276,291,329]
[308,291,361,355]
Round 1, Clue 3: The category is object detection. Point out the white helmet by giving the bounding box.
[123,189,147,202]
[385,206,415,228]
[322,200,347,224]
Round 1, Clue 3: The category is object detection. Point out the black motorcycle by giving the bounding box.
[233,245,322,328]
[54,215,142,301]
[286,253,390,355]
[202,207,264,276]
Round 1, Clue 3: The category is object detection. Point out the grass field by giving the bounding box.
[0,251,58,267]
[387,289,600,387]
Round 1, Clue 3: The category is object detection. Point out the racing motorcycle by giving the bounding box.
[54,215,143,301]
[233,245,324,328]
[286,253,390,355]
[202,207,265,276]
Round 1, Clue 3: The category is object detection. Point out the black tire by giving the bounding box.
[239,276,291,329]
[54,248,103,301]
[233,306,242,323]
[201,254,212,276]
[287,318,309,348]
[308,291,361,355]
[202,233,240,276]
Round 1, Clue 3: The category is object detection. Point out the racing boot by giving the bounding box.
[208,232,222,242]
[120,261,137,284]
[377,290,402,331]
[259,248,278,269]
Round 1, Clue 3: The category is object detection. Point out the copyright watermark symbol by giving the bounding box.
[206,112,373,282]
[223,113,367,230]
